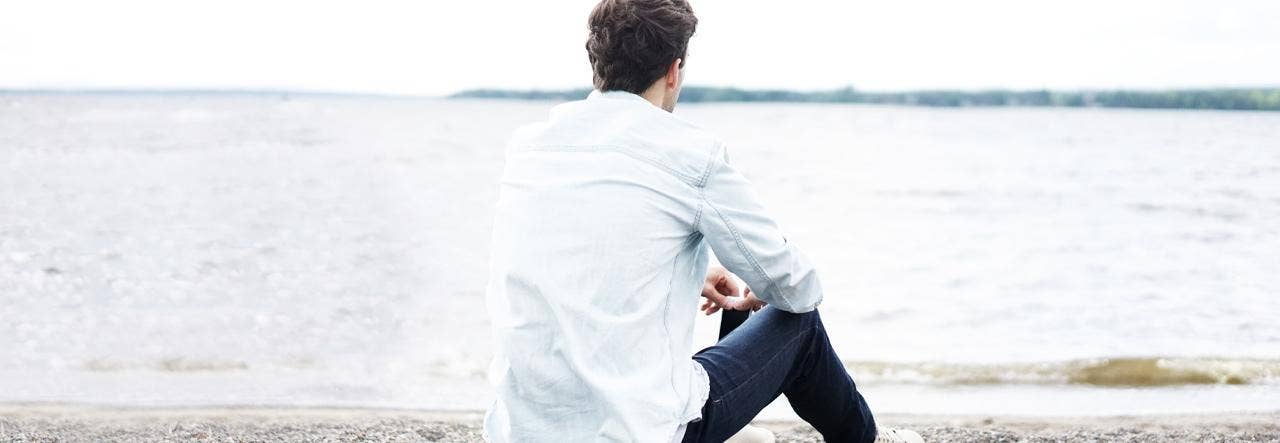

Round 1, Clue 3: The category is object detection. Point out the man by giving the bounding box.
[484,1,923,442]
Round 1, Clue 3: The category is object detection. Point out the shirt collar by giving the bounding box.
[588,89,653,105]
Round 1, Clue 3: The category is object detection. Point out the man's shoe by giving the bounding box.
[725,424,776,443]
[874,427,924,443]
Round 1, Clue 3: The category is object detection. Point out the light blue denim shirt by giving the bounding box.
[484,90,823,442]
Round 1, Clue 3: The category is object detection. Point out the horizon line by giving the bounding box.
[4,84,1280,98]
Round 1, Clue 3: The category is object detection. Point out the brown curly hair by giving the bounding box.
[585,0,698,94]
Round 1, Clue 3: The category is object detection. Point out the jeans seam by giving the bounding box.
[790,321,822,386]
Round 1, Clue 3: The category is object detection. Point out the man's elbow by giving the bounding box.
[760,272,823,313]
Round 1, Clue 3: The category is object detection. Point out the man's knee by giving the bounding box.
[785,306,821,324]
[758,306,821,334]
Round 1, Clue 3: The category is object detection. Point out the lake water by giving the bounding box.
[2,93,1278,416]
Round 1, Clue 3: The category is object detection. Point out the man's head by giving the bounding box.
[586,0,697,112]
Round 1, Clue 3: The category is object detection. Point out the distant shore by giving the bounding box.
[3,404,1278,442]
[5,86,1279,111]
[452,86,1280,111]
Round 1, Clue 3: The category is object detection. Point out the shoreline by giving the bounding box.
[3,404,1278,442]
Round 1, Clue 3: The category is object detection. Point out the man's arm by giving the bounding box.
[696,146,823,313]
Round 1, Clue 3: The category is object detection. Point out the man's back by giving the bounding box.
[480,0,913,441]
[484,90,721,442]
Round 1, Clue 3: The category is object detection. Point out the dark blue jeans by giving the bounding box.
[681,307,877,443]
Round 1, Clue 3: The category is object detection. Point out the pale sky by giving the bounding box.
[2,0,1278,96]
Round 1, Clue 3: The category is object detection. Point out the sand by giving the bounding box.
[2,404,1278,442]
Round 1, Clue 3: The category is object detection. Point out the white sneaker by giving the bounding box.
[874,427,924,443]
[724,424,776,443]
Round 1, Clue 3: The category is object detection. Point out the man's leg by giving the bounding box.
[682,306,876,443]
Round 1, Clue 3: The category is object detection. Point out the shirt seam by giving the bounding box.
[694,142,722,188]
[688,142,718,250]
[662,255,681,415]
[691,200,705,229]
[522,144,703,187]
[697,184,775,298]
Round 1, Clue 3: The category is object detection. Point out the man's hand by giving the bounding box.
[701,266,766,315]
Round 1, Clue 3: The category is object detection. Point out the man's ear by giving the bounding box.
[666,58,682,89]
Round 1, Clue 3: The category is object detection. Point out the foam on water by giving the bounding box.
[845,357,1280,386]
[1,93,1278,413]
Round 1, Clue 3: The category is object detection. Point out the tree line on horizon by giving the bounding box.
[451,86,1280,111]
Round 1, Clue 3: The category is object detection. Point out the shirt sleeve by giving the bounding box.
[696,145,823,313]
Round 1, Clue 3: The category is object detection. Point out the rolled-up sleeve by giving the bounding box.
[696,145,823,313]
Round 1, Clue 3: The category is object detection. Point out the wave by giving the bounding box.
[82,357,249,372]
[843,357,1280,387]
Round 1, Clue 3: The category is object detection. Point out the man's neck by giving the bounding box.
[639,84,667,110]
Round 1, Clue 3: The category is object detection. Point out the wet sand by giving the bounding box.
[3,404,1279,442]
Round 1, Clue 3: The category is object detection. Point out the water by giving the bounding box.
[2,93,1278,415]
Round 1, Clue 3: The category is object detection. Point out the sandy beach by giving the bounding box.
[2,404,1278,442]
